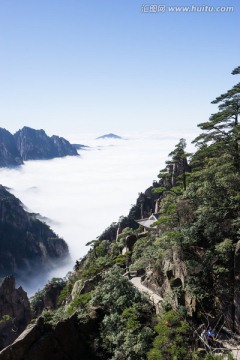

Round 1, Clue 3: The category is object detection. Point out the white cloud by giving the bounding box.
[0,131,197,294]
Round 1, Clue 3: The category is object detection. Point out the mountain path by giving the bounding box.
[130,276,162,312]
[130,277,240,359]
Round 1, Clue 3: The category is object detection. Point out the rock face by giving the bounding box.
[0,276,31,350]
[32,280,67,318]
[14,127,78,161]
[71,273,102,302]
[0,185,69,277]
[0,126,79,167]
[141,247,193,312]
[0,310,103,360]
[0,129,23,167]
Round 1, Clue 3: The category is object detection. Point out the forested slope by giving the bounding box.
[1,66,240,360]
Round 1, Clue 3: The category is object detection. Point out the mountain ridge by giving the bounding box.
[0,126,80,167]
[0,185,69,279]
[96,133,123,140]
[1,67,240,359]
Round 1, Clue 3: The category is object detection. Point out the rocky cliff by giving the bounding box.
[0,311,103,360]
[0,129,23,167]
[14,127,78,161]
[0,127,78,167]
[98,181,161,242]
[0,276,31,350]
[0,185,69,278]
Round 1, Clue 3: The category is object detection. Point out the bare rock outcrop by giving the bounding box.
[14,127,78,161]
[0,276,31,350]
[0,309,103,360]
[71,273,102,301]
[0,126,79,168]
[142,247,196,315]
[0,129,22,167]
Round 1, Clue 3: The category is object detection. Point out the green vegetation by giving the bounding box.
[29,66,240,359]
[147,308,191,360]
[90,266,154,359]
[31,277,66,317]
[67,292,92,316]
[0,315,12,325]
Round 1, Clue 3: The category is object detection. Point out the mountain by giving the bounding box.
[1,67,240,360]
[96,133,123,139]
[0,185,69,278]
[0,127,79,167]
[1,147,240,358]
[14,127,78,161]
[0,128,23,167]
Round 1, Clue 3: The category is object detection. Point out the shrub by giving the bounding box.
[147,309,191,360]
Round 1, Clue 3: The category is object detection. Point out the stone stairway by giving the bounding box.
[130,276,162,313]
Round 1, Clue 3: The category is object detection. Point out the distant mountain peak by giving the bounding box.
[0,127,84,167]
[96,133,123,140]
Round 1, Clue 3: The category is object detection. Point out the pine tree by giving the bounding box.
[156,138,190,193]
[193,66,240,169]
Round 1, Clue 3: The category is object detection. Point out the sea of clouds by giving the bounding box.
[0,131,197,295]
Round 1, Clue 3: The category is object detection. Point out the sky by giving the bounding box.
[0,1,239,293]
[0,0,239,138]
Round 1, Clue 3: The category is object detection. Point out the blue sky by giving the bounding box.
[0,0,239,137]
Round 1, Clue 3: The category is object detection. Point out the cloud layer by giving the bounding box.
[0,131,196,294]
